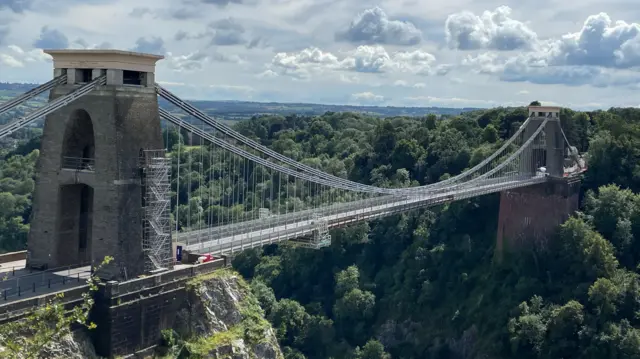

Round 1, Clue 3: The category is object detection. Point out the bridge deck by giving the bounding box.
[184,176,549,255]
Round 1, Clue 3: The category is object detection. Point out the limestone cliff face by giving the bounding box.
[0,328,98,359]
[38,330,98,359]
[170,270,283,359]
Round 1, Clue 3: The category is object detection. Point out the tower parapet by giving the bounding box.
[44,49,163,87]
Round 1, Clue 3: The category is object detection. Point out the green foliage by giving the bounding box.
[0,256,113,359]
[0,148,38,253]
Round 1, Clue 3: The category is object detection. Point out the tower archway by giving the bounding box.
[56,109,96,265]
[57,184,94,265]
[61,109,95,170]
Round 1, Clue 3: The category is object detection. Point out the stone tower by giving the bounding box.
[496,106,581,255]
[27,50,165,280]
[521,106,565,177]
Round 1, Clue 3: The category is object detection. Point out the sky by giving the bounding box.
[0,0,639,110]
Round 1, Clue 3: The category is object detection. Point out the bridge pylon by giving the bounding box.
[27,49,169,280]
[496,106,581,256]
[520,106,565,178]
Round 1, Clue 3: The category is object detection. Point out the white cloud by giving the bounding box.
[445,6,537,50]
[460,12,640,89]
[0,45,50,68]
[268,45,443,79]
[351,91,385,104]
[340,74,359,83]
[540,12,640,68]
[164,51,209,72]
[0,53,22,67]
[336,7,422,46]
[393,80,426,88]
[163,50,243,72]
[257,69,278,78]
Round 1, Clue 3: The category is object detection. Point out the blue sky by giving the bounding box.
[0,0,639,109]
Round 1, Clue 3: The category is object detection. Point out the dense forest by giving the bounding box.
[2,103,640,358]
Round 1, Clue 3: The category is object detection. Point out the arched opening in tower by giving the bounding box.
[57,184,94,266]
[61,109,95,170]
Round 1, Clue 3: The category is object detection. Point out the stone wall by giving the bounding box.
[0,250,26,263]
[496,178,581,255]
[92,258,229,357]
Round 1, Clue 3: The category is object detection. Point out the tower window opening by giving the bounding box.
[78,69,92,83]
[123,70,142,86]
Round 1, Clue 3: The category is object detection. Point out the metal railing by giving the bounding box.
[1,271,91,302]
[61,156,95,172]
[0,262,92,302]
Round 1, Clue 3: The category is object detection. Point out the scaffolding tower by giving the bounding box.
[291,213,331,249]
[141,150,173,272]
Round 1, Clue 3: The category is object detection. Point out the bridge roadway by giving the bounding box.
[178,175,531,246]
[183,175,548,255]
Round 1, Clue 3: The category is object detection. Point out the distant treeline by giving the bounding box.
[2,82,480,119]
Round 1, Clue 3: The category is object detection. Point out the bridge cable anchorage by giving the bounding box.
[156,85,533,196]
[0,74,68,116]
[0,75,106,139]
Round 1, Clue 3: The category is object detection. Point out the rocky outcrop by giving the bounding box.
[0,328,98,359]
[37,330,99,359]
[170,270,283,359]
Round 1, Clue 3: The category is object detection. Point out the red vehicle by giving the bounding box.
[196,253,215,264]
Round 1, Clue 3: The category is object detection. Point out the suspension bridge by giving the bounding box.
[0,49,586,290]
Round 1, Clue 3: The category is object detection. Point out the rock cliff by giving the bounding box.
[1,269,281,359]
[162,269,283,359]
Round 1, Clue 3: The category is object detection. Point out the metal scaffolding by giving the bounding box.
[141,150,173,272]
[291,213,331,249]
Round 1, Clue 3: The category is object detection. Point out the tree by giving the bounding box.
[335,266,360,297]
[482,124,499,143]
[354,340,391,359]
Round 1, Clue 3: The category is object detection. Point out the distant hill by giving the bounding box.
[0,82,480,120]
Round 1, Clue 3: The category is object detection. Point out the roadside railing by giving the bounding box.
[61,156,95,172]
[1,271,91,301]
[0,262,92,302]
